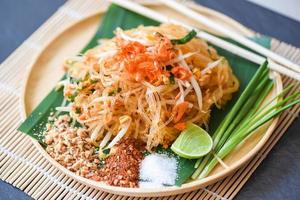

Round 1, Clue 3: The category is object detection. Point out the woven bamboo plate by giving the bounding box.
[20,2,282,197]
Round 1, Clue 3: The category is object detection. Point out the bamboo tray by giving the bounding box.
[20,1,282,197]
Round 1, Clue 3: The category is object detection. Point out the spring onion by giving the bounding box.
[212,61,268,147]
[198,95,300,179]
[171,30,197,45]
[192,61,300,179]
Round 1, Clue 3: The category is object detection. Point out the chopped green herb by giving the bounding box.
[98,148,111,159]
[90,79,98,84]
[98,159,106,168]
[103,148,111,155]
[94,147,99,154]
[75,107,81,114]
[171,30,197,45]
[68,90,79,102]
[108,87,121,96]
[70,77,81,84]
[169,73,175,84]
[166,65,173,71]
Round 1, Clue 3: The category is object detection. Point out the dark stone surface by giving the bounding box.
[0,0,299,199]
[0,181,32,200]
[198,0,300,48]
[0,0,66,62]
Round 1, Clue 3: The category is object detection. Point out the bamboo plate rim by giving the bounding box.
[19,2,282,197]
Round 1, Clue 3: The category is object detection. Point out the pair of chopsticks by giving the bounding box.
[108,0,300,81]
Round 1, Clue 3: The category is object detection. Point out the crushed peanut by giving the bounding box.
[44,115,100,179]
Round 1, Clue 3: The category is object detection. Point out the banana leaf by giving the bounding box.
[18,4,270,186]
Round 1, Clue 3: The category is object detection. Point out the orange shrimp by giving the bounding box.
[172,66,192,80]
[174,122,186,131]
[78,114,87,121]
[172,101,189,123]
[119,41,146,56]
[155,37,176,62]
[116,36,176,83]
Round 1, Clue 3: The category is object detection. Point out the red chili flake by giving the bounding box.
[98,138,144,188]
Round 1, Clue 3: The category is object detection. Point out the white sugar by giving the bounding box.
[139,181,163,189]
[139,153,177,188]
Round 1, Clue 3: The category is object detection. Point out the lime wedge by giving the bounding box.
[171,123,213,159]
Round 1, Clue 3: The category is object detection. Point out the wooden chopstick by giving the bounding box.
[108,0,300,81]
[158,0,300,74]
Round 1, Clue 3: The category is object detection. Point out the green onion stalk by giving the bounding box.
[192,61,300,179]
[171,30,197,45]
[193,61,269,176]
[198,97,300,179]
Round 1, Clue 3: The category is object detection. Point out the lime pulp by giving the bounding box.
[171,123,213,159]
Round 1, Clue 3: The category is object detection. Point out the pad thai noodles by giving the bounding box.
[45,24,239,187]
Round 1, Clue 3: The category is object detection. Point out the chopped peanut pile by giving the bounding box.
[44,115,100,178]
